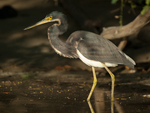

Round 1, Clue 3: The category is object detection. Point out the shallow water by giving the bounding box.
[0,71,150,113]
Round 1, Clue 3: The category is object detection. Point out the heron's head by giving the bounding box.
[24,11,64,30]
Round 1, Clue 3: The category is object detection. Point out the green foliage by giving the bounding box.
[111,0,118,4]
[146,0,150,5]
[111,0,150,24]
[111,0,124,26]
[140,0,150,15]
[141,5,149,14]
[120,0,124,26]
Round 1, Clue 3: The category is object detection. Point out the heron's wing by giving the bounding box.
[68,31,135,68]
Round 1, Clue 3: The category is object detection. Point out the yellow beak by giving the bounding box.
[24,18,51,30]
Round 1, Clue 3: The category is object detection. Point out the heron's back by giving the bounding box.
[67,31,135,68]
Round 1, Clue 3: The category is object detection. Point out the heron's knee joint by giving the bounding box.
[87,98,90,102]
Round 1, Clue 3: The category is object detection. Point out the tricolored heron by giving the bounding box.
[24,11,135,102]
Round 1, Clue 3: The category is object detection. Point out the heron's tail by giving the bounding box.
[119,50,136,69]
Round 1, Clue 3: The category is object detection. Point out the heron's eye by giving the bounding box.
[46,16,52,20]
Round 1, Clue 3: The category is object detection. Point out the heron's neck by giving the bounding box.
[47,18,77,58]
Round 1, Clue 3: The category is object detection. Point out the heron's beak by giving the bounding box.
[24,18,51,30]
[24,16,60,30]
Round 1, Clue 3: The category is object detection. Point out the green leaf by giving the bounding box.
[146,0,150,5]
[111,0,118,4]
[141,5,149,15]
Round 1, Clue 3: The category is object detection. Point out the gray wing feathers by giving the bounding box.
[68,31,135,68]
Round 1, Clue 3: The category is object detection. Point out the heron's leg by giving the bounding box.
[87,67,97,101]
[102,63,115,101]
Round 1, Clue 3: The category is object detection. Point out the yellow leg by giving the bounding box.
[102,63,115,102]
[87,67,97,101]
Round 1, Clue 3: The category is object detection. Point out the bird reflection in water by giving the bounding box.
[24,11,135,113]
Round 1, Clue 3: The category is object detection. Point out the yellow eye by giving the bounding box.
[46,16,52,20]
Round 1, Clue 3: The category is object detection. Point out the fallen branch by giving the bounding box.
[118,37,128,50]
[101,8,150,40]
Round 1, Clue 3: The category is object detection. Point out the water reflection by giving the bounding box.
[92,88,125,113]
[88,99,95,113]
[88,88,115,113]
